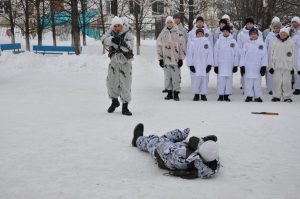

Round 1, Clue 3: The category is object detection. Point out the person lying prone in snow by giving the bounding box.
[131,123,220,179]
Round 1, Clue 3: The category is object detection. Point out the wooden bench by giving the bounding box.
[32,45,76,55]
[0,43,22,53]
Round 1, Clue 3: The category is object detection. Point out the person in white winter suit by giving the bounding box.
[290,17,300,95]
[102,16,134,116]
[214,25,239,102]
[240,28,268,102]
[265,20,282,95]
[237,17,263,90]
[269,27,297,103]
[187,28,214,101]
[156,16,186,101]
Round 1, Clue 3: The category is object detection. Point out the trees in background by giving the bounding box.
[0,0,300,55]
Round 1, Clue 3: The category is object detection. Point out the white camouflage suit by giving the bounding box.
[136,128,220,179]
[237,26,263,89]
[187,36,214,95]
[265,31,279,93]
[102,25,134,103]
[240,39,268,98]
[292,29,300,91]
[214,34,239,95]
[270,37,297,99]
[157,26,186,92]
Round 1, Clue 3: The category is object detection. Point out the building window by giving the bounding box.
[0,0,5,14]
[152,1,164,15]
[129,0,140,14]
[106,0,111,15]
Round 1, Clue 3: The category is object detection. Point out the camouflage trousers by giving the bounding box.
[164,64,181,92]
[106,61,132,103]
[136,128,190,170]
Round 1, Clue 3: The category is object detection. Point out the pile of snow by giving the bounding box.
[0,36,300,199]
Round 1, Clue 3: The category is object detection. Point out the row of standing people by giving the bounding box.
[157,14,300,103]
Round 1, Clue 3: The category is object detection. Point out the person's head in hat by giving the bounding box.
[279,27,290,41]
[291,17,300,30]
[219,19,228,30]
[222,14,231,24]
[245,17,255,30]
[111,16,123,33]
[196,28,204,38]
[196,16,205,29]
[165,16,175,30]
[173,13,182,25]
[222,25,231,38]
[272,21,282,34]
[249,28,259,40]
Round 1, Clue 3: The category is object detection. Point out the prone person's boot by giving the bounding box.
[132,123,144,147]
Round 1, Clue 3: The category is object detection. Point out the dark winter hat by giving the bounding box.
[245,17,255,25]
[173,13,182,19]
[249,28,259,35]
[196,28,204,35]
[221,24,231,32]
[196,16,205,23]
[219,19,228,25]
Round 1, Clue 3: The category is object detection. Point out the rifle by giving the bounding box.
[251,112,279,116]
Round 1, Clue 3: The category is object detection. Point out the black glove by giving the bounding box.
[260,66,266,76]
[233,66,238,73]
[178,60,183,68]
[202,135,218,142]
[168,170,198,179]
[159,60,164,68]
[291,69,294,75]
[206,65,212,73]
[111,36,121,45]
[240,66,245,76]
[269,68,274,74]
[214,67,218,74]
[189,66,196,73]
[204,160,218,171]
[298,71,300,75]
[112,37,128,48]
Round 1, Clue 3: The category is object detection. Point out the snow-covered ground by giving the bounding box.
[1,35,300,199]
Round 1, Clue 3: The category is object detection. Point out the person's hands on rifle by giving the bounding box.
[111,36,128,48]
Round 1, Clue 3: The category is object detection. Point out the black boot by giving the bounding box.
[224,95,231,102]
[107,98,120,113]
[217,95,224,101]
[164,90,173,100]
[193,94,200,101]
[173,91,180,101]
[201,95,207,101]
[284,98,293,103]
[162,89,168,93]
[254,97,263,102]
[245,96,253,102]
[122,103,132,116]
[271,97,280,102]
[132,123,144,147]
[202,135,218,142]
[293,89,300,95]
